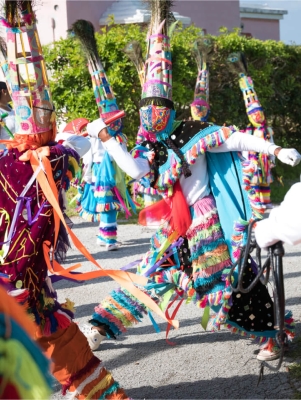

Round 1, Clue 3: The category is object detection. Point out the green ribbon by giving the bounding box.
[159,288,174,311]
[200,305,210,330]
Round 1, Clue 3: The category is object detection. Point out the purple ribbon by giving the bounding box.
[0,196,51,245]
[120,259,142,271]
[17,196,50,226]
[50,272,84,284]
[143,237,184,277]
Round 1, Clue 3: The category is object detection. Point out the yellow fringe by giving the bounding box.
[86,371,114,399]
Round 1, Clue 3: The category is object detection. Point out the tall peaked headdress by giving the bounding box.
[0,1,55,135]
[227,52,266,128]
[191,37,212,122]
[139,0,177,141]
[72,20,123,137]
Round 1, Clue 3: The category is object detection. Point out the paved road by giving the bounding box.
[52,217,301,399]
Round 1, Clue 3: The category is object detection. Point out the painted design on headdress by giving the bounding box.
[227,52,265,128]
[72,20,123,138]
[0,1,55,135]
[227,52,274,203]
[139,0,177,141]
[191,37,212,122]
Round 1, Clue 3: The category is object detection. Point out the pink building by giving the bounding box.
[240,3,288,41]
[34,0,287,45]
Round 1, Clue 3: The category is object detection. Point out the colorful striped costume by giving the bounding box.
[88,121,294,346]
[0,5,128,398]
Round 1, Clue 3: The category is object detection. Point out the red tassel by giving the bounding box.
[53,312,71,330]
[139,181,191,237]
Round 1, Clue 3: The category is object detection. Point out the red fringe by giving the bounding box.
[53,312,71,330]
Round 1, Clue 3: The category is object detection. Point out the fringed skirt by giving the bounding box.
[137,193,294,341]
[187,195,232,296]
[77,163,121,222]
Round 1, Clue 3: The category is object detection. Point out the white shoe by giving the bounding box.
[79,324,106,351]
[106,242,120,251]
[256,339,281,361]
[96,238,107,246]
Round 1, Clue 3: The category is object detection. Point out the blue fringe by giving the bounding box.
[194,271,223,289]
[111,291,144,321]
[91,311,122,336]
[98,382,120,399]
[121,288,148,309]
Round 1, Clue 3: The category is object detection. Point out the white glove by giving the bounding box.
[277,148,301,167]
[63,135,91,158]
[86,118,107,139]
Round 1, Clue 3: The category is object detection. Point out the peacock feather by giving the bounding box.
[227,52,248,75]
[145,0,174,36]
[71,19,101,73]
[123,41,145,86]
[192,37,213,71]
[72,19,115,112]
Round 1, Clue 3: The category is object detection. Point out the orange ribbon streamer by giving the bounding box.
[19,148,179,330]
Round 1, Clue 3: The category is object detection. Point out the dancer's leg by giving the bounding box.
[37,323,127,398]
[97,210,119,250]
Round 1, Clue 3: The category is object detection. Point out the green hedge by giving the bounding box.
[44,23,301,201]
[44,24,301,150]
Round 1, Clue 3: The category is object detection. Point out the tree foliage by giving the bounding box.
[44,23,301,151]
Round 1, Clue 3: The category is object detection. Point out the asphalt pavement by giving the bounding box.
[51,216,301,399]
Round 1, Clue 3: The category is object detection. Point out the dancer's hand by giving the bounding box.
[98,128,112,142]
[276,148,301,167]
[87,118,111,142]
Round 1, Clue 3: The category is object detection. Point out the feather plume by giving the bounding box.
[227,52,248,75]
[0,36,10,89]
[192,37,213,71]
[72,19,115,108]
[145,0,174,35]
[71,19,104,75]
[168,19,178,38]
[4,1,37,26]
[4,1,19,26]
[0,37,7,59]
[123,41,145,86]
